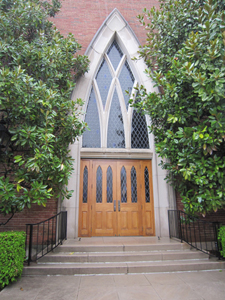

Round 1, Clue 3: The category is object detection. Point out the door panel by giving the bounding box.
[79,159,155,237]
[92,160,117,236]
[117,160,142,236]
[79,160,92,236]
[141,161,155,236]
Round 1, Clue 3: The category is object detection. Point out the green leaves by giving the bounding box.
[137,0,225,215]
[0,0,89,215]
[0,231,26,289]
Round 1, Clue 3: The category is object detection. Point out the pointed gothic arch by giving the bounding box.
[71,8,157,157]
[63,9,176,239]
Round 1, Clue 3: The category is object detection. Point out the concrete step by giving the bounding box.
[23,238,225,276]
[38,249,208,263]
[54,243,190,253]
[23,259,225,276]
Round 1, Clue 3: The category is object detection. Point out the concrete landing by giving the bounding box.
[1,270,225,300]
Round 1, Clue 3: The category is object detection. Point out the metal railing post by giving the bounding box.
[64,211,67,240]
[28,224,33,266]
[179,210,182,243]
[168,210,171,238]
[213,222,221,259]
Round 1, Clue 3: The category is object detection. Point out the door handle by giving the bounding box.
[114,200,116,212]
[118,200,120,212]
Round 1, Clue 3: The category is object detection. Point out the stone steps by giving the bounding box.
[53,242,189,253]
[38,250,208,263]
[23,258,225,276]
[22,238,225,276]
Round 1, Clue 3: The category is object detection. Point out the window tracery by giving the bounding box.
[82,40,149,150]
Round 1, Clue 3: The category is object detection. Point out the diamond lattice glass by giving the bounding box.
[131,109,149,149]
[96,59,112,108]
[82,166,88,203]
[121,166,127,203]
[82,88,101,148]
[131,166,137,203]
[144,167,150,203]
[107,40,123,70]
[107,166,113,203]
[107,89,125,148]
[119,61,134,110]
[96,166,102,203]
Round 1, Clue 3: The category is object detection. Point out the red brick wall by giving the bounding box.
[51,0,160,54]
[176,191,225,225]
[0,199,58,233]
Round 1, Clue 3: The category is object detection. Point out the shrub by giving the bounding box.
[0,231,26,290]
[137,0,225,215]
[218,226,225,258]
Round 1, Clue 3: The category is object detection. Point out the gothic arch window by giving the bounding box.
[82,39,149,150]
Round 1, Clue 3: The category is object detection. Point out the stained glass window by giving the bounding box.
[107,166,113,203]
[121,166,127,203]
[107,89,125,148]
[96,166,102,203]
[82,166,88,203]
[119,61,134,110]
[144,167,150,203]
[131,108,149,149]
[96,59,112,108]
[131,166,137,203]
[82,40,150,151]
[107,40,123,70]
[82,88,101,148]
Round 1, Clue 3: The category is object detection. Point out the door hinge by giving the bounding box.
[91,205,92,210]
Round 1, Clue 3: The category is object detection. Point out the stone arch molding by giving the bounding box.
[71,8,157,155]
[63,9,175,239]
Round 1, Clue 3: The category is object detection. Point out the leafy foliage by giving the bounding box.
[218,226,225,258]
[0,231,26,289]
[0,0,89,215]
[137,0,225,215]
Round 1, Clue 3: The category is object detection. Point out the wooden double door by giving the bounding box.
[78,159,155,237]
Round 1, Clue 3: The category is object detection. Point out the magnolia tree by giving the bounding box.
[0,0,89,217]
[136,0,225,215]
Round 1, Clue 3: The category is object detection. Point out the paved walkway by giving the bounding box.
[1,270,225,300]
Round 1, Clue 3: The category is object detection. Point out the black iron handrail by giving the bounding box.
[26,211,67,265]
[168,210,221,258]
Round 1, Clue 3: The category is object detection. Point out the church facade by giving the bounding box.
[0,0,178,237]
[53,2,177,239]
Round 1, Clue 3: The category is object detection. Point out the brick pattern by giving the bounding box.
[0,199,58,232]
[176,191,225,225]
[51,0,160,54]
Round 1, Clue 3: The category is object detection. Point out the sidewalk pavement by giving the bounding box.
[1,270,225,300]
